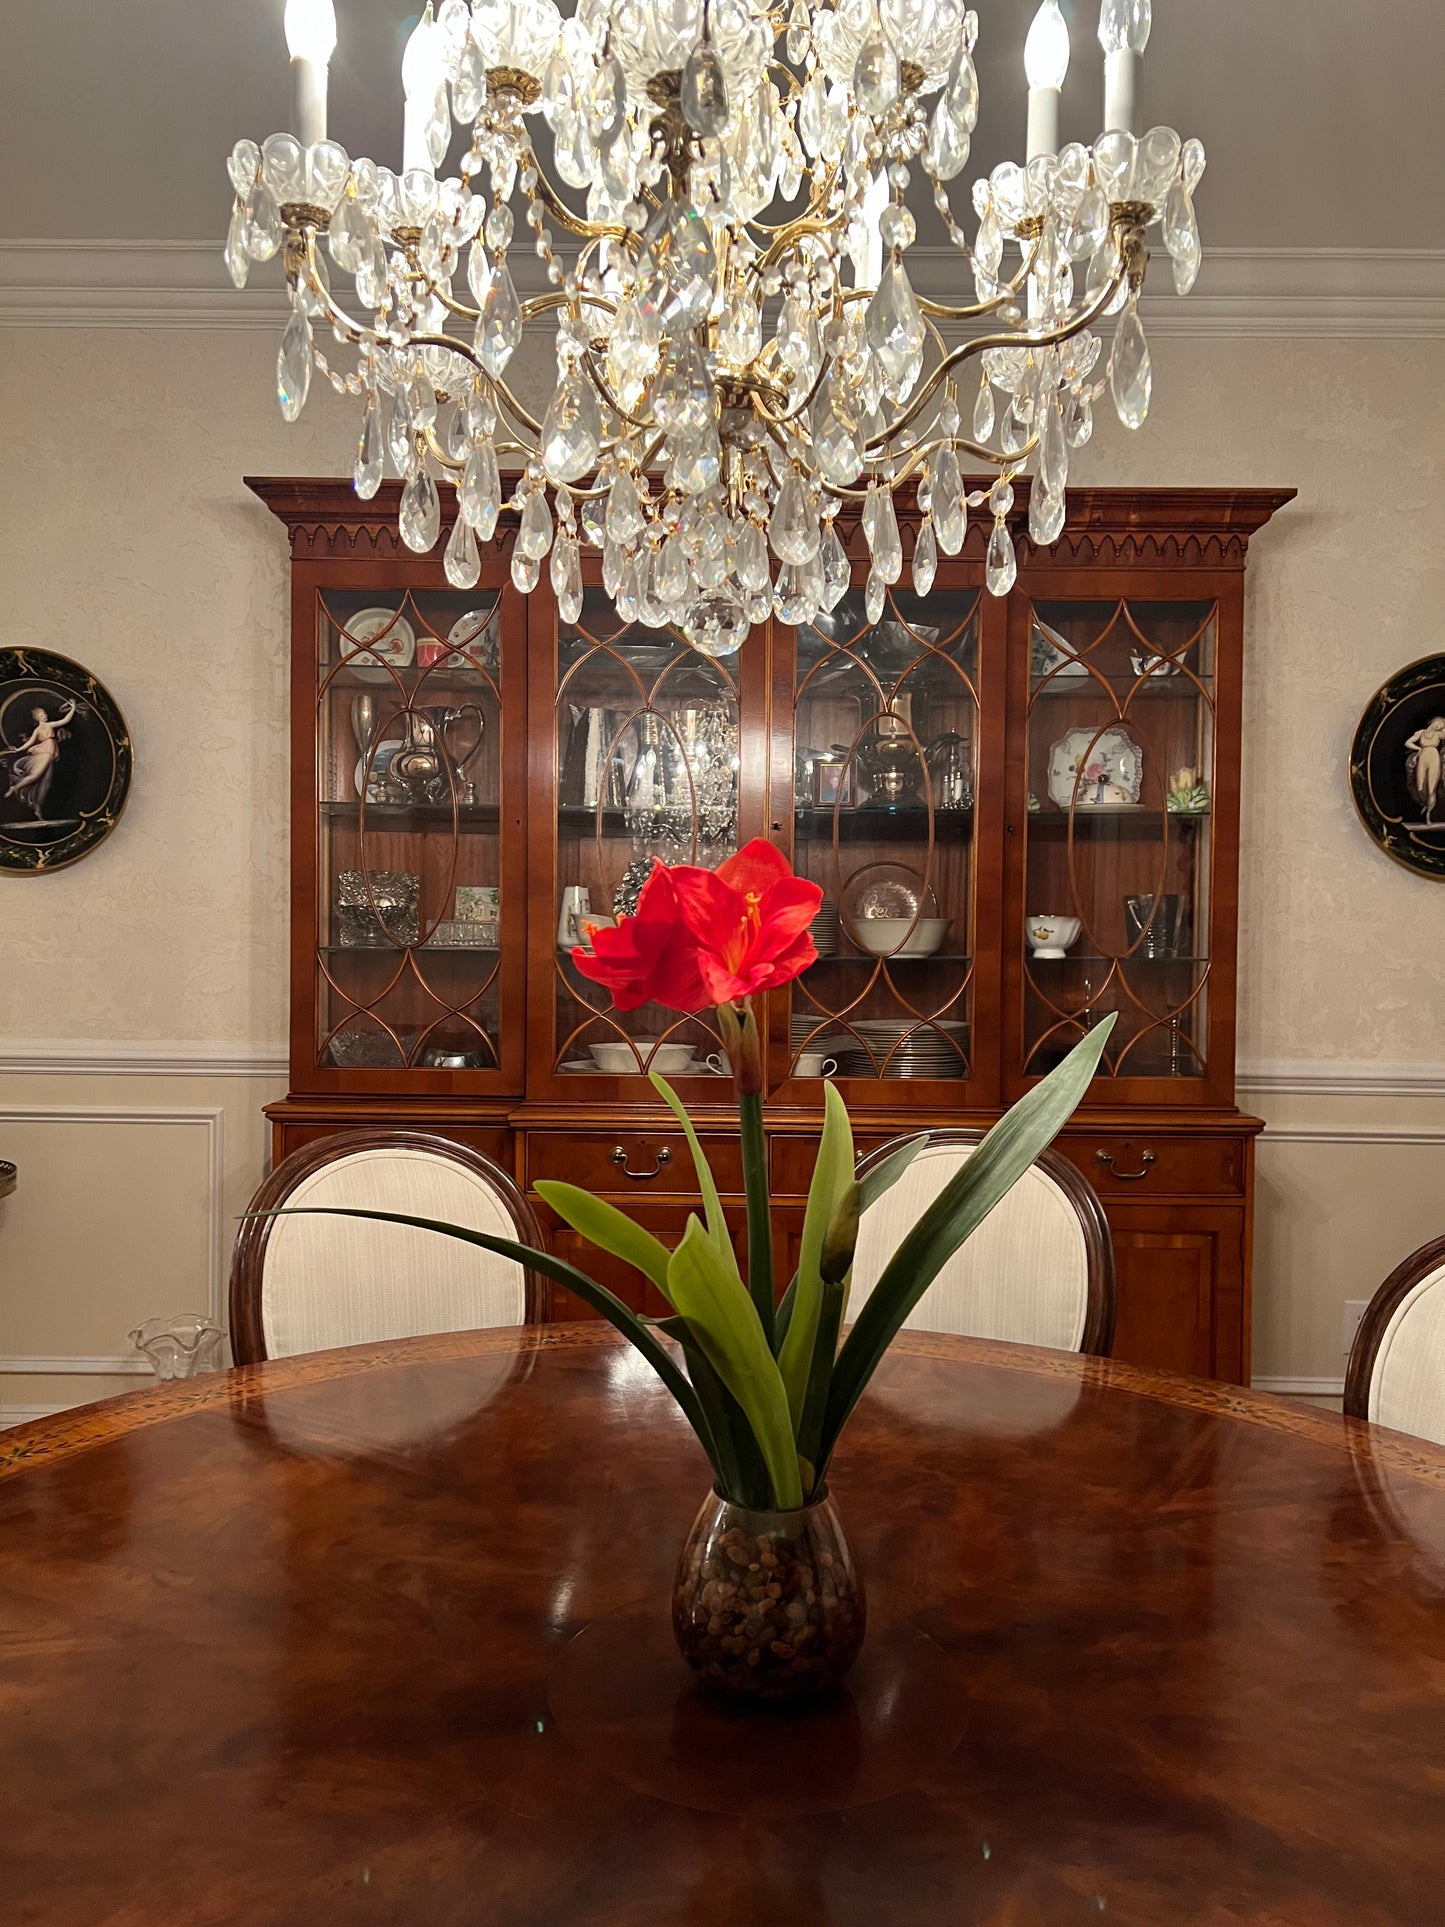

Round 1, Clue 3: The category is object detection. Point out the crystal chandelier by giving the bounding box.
[227,0,1203,655]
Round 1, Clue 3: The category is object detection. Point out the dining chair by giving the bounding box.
[850,1130,1117,1355]
[1344,1233,1445,1444]
[229,1129,544,1365]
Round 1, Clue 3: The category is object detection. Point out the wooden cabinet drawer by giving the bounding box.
[526,1131,744,1194]
[1057,1133,1245,1198]
[770,1134,894,1197]
[270,1120,512,1173]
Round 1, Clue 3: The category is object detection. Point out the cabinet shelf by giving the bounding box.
[320,944,500,957]
[321,801,500,828]
[795,806,974,843]
[1026,954,1208,967]
[1030,677,1213,699]
[809,951,974,965]
[1026,809,1207,838]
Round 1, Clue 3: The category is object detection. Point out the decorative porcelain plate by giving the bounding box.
[338,608,416,680]
[1047,723,1144,810]
[443,608,499,672]
[0,647,132,872]
[1350,652,1445,878]
[1031,616,1089,682]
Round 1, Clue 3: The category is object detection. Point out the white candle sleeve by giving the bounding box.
[293,57,327,147]
[1104,48,1139,133]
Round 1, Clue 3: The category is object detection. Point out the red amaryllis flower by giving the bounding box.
[571,861,710,1013]
[670,839,823,1008]
[572,840,822,1015]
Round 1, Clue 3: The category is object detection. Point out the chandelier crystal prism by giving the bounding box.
[227,0,1204,654]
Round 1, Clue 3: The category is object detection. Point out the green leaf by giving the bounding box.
[250,1205,718,1475]
[666,1216,803,1509]
[816,1017,1116,1472]
[796,1268,849,1487]
[774,1272,799,1348]
[777,1081,853,1427]
[857,1135,928,1213]
[534,1181,673,1296]
[650,1072,731,1257]
[656,1315,773,1509]
[738,1090,776,1347]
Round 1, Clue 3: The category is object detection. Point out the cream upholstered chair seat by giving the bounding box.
[229,1132,541,1363]
[1345,1237,1445,1446]
[850,1131,1115,1356]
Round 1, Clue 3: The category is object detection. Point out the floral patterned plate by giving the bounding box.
[1046,723,1144,810]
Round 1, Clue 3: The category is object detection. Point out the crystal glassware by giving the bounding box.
[128,1315,224,1381]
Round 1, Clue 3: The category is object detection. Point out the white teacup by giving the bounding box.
[795,1050,840,1077]
[1026,914,1082,960]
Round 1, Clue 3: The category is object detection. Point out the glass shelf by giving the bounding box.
[794,806,974,843]
[321,801,500,826]
[808,951,974,965]
[320,944,499,957]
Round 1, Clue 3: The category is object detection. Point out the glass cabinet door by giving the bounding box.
[1020,596,1217,1085]
[548,590,741,1083]
[313,586,511,1078]
[786,587,980,1093]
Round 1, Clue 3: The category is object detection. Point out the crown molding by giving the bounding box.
[1,239,1443,339]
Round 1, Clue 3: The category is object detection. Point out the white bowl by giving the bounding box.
[856,916,950,957]
[1026,915,1081,959]
[588,1041,695,1074]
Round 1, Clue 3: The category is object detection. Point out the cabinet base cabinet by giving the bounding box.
[267,1107,1256,1383]
[1106,1205,1250,1382]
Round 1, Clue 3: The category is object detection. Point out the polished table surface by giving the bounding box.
[4,1326,1445,1925]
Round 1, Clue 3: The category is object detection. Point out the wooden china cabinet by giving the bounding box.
[252,478,1291,1384]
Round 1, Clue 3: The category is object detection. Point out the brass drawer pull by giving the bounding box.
[611,1144,673,1181]
[1096,1149,1156,1182]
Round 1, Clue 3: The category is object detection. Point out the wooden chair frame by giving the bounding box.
[853,1129,1118,1358]
[229,1129,546,1364]
[1344,1232,1445,1422]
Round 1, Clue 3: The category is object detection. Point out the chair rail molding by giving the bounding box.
[2,241,1443,339]
[1240,1060,1445,1099]
[0,1040,288,1077]
[0,1103,228,1335]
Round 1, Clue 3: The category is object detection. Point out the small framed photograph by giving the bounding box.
[814,760,854,808]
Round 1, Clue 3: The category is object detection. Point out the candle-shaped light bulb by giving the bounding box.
[1025,0,1070,158]
[402,2,443,173]
[1098,0,1150,132]
[1098,0,1151,54]
[284,0,336,147]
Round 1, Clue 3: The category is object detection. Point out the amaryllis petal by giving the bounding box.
[572,864,710,1012]
[716,837,795,897]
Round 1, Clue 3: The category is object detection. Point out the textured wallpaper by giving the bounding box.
[1,329,1441,1064]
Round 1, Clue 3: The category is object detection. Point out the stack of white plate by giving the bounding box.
[830,1018,969,1080]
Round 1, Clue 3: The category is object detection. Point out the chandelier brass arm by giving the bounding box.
[865,236,1135,453]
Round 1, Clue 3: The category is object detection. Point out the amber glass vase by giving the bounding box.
[672,1485,866,1700]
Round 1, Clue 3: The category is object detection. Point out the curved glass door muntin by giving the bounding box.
[1022,595,1217,1085]
[314,584,509,1078]
[785,584,981,1094]
[550,589,742,1084]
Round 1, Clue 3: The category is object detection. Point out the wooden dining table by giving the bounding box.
[3,1324,1443,1925]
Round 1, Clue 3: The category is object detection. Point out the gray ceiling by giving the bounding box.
[3,0,1436,248]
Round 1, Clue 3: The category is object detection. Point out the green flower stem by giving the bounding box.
[738,1088,775,1351]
